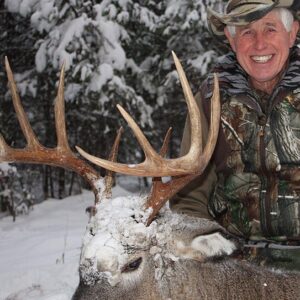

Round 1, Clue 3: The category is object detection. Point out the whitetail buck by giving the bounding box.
[1,53,300,300]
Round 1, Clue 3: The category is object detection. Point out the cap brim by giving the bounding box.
[209,3,276,25]
[207,3,277,44]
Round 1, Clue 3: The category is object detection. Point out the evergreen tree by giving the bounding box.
[1,0,222,200]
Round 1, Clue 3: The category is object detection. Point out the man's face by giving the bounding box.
[224,10,299,92]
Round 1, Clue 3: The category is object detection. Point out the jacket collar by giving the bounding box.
[205,46,300,108]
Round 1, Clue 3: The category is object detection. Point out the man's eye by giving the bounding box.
[242,30,252,36]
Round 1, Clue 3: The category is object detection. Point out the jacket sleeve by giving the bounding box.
[169,91,217,219]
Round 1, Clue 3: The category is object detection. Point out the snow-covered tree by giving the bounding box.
[2,0,222,200]
[0,163,35,221]
[123,0,224,155]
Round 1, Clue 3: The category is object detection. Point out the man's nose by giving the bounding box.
[254,32,267,50]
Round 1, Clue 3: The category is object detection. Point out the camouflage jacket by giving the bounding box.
[172,46,300,242]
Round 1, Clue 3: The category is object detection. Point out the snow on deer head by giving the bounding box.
[79,193,235,283]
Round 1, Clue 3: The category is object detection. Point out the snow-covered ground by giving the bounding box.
[0,186,131,300]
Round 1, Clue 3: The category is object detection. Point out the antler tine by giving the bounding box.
[0,134,9,155]
[76,52,217,177]
[103,127,124,199]
[171,51,203,156]
[55,63,71,151]
[159,127,172,157]
[107,127,124,166]
[115,104,160,159]
[5,57,41,149]
[149,127,172,189]
[144,127,172,222]
[1,60,102,203]
[194,73,220,173]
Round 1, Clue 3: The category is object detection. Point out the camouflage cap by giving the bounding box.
[208,0,300,44]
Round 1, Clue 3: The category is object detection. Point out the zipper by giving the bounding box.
[258,122,268,175]
[258,120,277,237]
[259,126,266,171]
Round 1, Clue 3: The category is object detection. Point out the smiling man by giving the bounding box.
[224,8,299,94]
[171,0,300,268]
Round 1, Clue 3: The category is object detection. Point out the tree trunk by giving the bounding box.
[43,166,49,200]
[49,167,54,198]
[69,172,75,196]
[58,168,65,199]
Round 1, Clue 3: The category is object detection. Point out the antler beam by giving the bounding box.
[76,52,220,177]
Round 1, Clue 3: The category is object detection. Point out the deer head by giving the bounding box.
[73,196,237,300]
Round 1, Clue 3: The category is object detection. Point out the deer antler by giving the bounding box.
[1,53,219,227]
[103,127,124,199]
[75,52,220,225]
[144,74,220,225]
[0,57,102,203]
[76,52,220,178]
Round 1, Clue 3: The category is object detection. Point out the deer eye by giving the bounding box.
[121,257,142,273]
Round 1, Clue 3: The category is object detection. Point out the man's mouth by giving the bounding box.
[251,55,273,63]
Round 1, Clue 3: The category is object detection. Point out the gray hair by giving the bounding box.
[226,8,294,37]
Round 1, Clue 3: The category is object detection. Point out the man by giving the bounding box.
[171,0,300,250]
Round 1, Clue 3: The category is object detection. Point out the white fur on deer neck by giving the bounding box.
[175,233,236,261]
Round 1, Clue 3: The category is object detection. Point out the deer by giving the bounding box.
[1,53,300,300]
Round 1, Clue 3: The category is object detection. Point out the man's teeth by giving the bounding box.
[251,55,273,63]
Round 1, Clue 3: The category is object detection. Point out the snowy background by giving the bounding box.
[0,185,132,300]
[0,0,224,186]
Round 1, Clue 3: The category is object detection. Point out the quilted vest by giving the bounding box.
[205,47,300,241]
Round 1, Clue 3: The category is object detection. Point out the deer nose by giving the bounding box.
[82,244,119,272]
[80,244,122,287]
[95,248,119,273]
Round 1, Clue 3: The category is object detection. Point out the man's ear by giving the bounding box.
[289,20,300,48]
[224,26,236,52]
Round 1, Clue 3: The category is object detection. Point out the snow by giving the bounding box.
[13,71,37,97]
[4,0,39,17]
[51,16,89,71]
[0,163,17,175]
[188,50,217,76]
[0,186,130,300]
[64,84,82,102]
[89,64,113,92]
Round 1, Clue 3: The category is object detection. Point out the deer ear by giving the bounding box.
[175,232,236,261]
